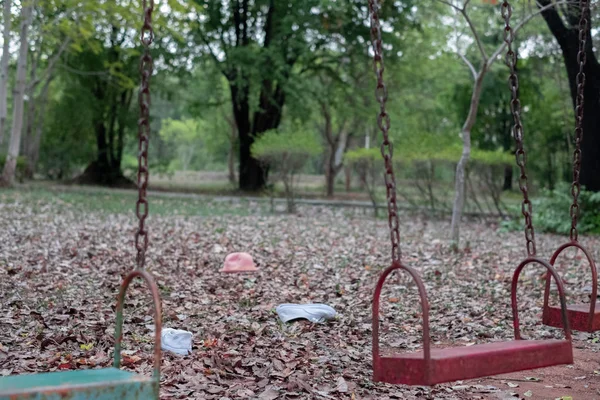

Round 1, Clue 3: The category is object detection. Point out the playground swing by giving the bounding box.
[541,0,599,333]
[0,1,163,399]
[368,0,574,386]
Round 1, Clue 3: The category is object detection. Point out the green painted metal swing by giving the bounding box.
[0,1,162,399]
[0,270,162,400]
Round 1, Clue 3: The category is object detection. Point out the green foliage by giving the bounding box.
[502,183,600,235]
[39,76,95,179]
[252,126,322,212]
[345,148,381,164]
[471,149,513,166]
[252,128,322,163]
[158,116,231,171]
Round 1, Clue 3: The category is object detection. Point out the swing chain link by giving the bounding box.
[135,0,154,269]
[569,0,590,242]
[502,1,536,257]
[368,0,401,263]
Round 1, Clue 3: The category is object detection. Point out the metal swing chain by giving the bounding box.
[135,0,154,270]
[502,1,536,257]
[569,0,590,242]
[368,0,402,262]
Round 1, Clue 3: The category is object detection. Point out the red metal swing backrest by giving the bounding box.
[372,262,431,382]
[544,242,598,330]
[512,258,572,341]
[541,0,597,330]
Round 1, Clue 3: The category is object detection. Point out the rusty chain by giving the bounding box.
[368,0,401,262]
[135,0,154,269]
[569,0,590,242]
[502,1,536,257]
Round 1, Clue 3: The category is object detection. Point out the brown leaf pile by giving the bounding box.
[1,190,599,399]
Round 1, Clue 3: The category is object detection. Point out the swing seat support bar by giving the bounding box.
[543,241,599,332]
[0,270,162,400]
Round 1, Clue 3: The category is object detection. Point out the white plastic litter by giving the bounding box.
[161,328,193,356]
[276,303,337,324]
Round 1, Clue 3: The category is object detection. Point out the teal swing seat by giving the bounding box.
[0,270,162,400]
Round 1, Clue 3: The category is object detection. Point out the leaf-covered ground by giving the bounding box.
[1,187,599,399]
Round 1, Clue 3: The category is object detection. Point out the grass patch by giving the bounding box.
[0,185,260,217]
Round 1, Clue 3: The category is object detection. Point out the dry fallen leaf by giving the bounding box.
[259,386,280,400]
[2,188,599,399]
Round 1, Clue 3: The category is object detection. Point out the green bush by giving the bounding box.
[501,182,600,235]
[252,127,322,212]
[252,128,322,162]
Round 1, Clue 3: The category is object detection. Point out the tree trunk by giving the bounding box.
[1,1,33,186]
[25,78,51,178]
[228,141,236,184]
[450,71,486,245]
[232,76,285,192]
[502,164,513,191]
[539,1,600,191]
[0,0,12,146]
[238,127,267,191]
[225,114,237,184]
[344,165,351,192]
[325,165,335,197]
[231,82,266,192]
[24,38,70,178]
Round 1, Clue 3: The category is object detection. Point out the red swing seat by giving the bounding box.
[372,259,574,386]
[543,241,600,332]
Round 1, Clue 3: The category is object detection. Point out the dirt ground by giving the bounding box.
[1,187,599,399]
[468,347,600,399]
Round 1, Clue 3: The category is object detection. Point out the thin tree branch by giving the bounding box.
[28,37,71,91]
[486,0,572,69]
[58,64,108,76]
[458,52,477,80]
[434,0,462,11]
[460,7,488,61]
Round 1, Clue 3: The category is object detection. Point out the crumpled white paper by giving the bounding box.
[276,304,337,324]
[161,328,193,356]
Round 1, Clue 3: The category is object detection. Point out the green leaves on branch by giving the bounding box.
[346,134,512,167]
[251,128,322,167]
[502,183,600,235]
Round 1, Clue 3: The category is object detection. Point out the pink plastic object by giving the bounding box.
[221,252,258,273]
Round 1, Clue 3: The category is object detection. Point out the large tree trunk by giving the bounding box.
[0,0,12,146]
[450,71,486,245]
[231,77,285,192]
[76,119,129,186]
[24,38,70,178]
[1,1,34,186]
[224,114,237,184]
[25,79,51,178]
[539,1,600,191]
[320,101,348,198]
[503,164,513,191]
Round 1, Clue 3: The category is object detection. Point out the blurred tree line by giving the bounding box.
[0,0,598,234]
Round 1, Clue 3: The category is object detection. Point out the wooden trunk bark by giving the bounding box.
[503,164,513,191]
[450,71,486,245]
[1,2,33,186]
[539,1,600,191]
[0,0,12,146]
